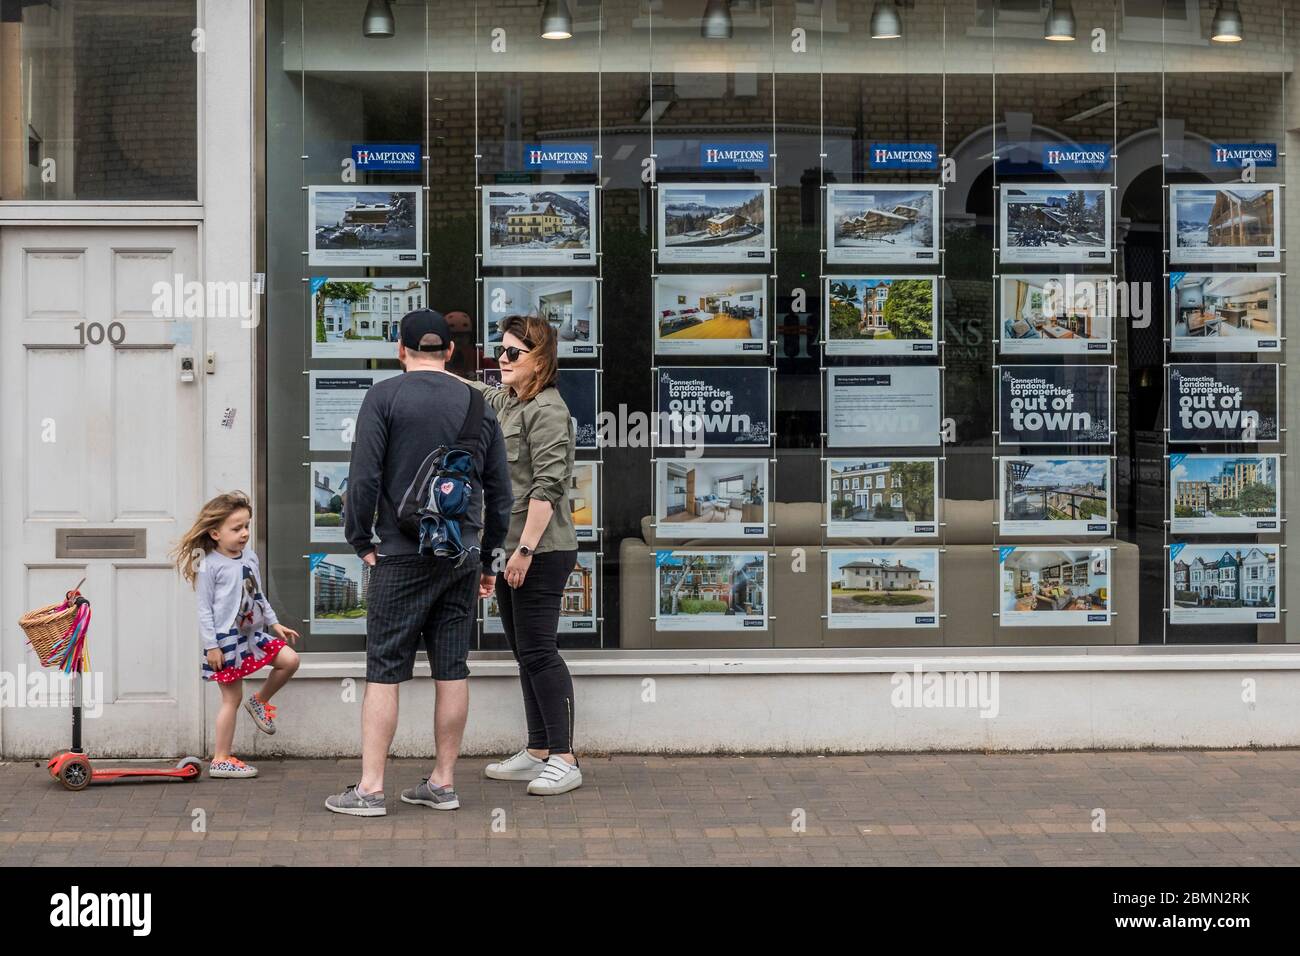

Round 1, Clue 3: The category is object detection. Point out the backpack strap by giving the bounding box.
[456,384,486,454]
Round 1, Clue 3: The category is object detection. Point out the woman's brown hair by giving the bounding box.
[170,491,253,587]
[498,313,557,403]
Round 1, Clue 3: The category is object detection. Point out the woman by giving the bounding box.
[471,314,582,795]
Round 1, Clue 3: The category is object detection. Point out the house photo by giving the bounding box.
[826,458,937,537]
[484,277,597,357]
[1170,544,1279,624]
[1170,273,1280,352]
[482,185,596,265]
[999,548,1110,627]
[309,463,349,543]
[999,457,1110,536]
[307,186,422,266]
[826,185,938,263]
[657,184,770,263]
[1000,185,1110,263]
[827,549,940,629]
[826,277,936,354]
[655,551,767,631]
[1170,454,1280,534]
[655,458,767,539]
[1170,184,1281,263]
[999,274,1111,353]
[312,278,426,359]
[309,553,370,634]
[654,274,766,354]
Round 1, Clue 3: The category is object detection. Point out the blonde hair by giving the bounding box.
[171,491,253,587]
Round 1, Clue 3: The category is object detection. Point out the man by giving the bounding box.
[326,309,511,817]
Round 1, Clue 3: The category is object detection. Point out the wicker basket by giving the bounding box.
[19,579,85,668]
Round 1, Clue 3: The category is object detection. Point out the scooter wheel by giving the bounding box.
[176,757,204,780]
[59,755,92,791]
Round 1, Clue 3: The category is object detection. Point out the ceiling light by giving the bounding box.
[870,0,902,39]
[362,0,394,38]
[701,0,733,39]
[1210,1,1243,42]
[1044,0,1076,41]
[540,0,573,40]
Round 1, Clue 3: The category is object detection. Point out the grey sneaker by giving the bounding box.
[484,748,547,781]
[526,755,583,796]
[324,783,386,817]
[400,777,460,811]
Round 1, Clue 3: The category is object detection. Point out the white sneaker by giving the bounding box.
[484,748,548,781]
[526,755,582,795]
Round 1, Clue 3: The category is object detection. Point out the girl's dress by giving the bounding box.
[196,549,285,683]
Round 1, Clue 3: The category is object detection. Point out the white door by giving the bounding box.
[0,225,204,758]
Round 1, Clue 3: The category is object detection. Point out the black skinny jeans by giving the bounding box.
[496,549,578,755]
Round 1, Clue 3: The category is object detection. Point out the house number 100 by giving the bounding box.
[74,322,126,345]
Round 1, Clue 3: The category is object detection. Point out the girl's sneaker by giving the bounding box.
[243,693,277,734]
[209,756,258,779]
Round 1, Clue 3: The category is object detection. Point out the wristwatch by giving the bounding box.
[518,543,535,557]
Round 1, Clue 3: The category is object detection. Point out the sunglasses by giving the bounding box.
[493,344,531,363]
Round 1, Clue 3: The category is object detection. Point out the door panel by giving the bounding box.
[25,347,89,519]
[1,225,203,758]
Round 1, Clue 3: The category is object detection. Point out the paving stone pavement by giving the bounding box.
[2,750,1299,867]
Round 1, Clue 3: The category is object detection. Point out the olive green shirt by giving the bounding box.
[468,380,578,555]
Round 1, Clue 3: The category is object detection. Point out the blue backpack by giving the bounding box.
[395,385,486,564]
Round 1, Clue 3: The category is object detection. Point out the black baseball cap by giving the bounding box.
[400,308,452,352]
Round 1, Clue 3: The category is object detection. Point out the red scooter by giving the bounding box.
[24,585,204,790]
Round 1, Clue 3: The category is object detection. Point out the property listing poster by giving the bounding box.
[654,458,769,540]
[1169,273,1281,354]
[656,367,771,448]
[309,552,369,634]
[997,365,1111,445]
[308,370,400,451]
[1169,453,1281,535]
[998,546,1111,628]
[568,461,599,541]
[311,277,427,360]
[310,462,350,543]
[1167,363,1279,443]
[483,276,598,358]
[656,183,771,265]
[825,184,939,265]
[826,367,942,448]
[307,186,423,268]
[826,548,940,629]
[824,277,938,356]
[654,550,768,631]
[483,552,598,634]
[825,458,939,538]
[1169,542,1280,625]
[481,185,597,267]
[999,184,1111,264]
[998,274,1112,355]
[556,368,600,450]
[654,274,768,355]
[997,456,1111,537]
[1168,184,1281,264]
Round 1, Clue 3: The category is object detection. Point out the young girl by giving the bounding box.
[172,492,300,779]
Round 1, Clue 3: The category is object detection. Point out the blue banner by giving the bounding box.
[868,143,939,170]
[1041,144,1111,172]
[1210,143,1277,168]
[699,142,770,170]
[523,144,595,171]
[351,143,421,171]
